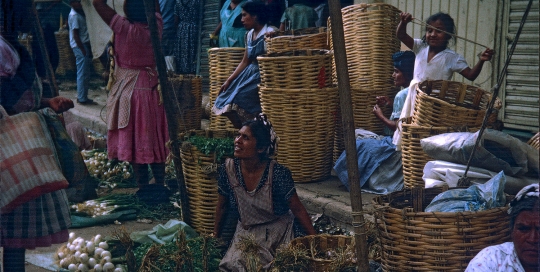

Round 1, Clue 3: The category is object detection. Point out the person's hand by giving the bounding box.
[219,80,231,94]
[479,48,494,61]
[400,12,413,24]
[47,96,74,113]
[373,104,385,119]
[375,96,391,107]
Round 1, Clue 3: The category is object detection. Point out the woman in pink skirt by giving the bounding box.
[93,0,169,193]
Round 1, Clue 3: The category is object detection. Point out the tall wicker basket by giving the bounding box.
[265,27,328,54]
[169,75,202,132]
[259,86,338,182]
[54,30,76,77]
[401,122,479,188]
[179,129,235,235]
[207,47,245,130]
[373,187,511,272]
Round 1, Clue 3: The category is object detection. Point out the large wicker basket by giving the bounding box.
[169,75,202,132]
[54,30,76,77]
[259,86,338,182]
[265,27,328,54]
[179,129,235,234]
[208,47,245,130]
[289,234,354,272]
[401,122,479,188]
[329,3,400,89]
[413,80,500,127]
[373,187,511,272]
[258,49,333,89]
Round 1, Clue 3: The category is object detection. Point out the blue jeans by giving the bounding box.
[73,43,92,102]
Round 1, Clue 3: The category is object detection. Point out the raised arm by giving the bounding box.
[396,12,414,49]
[92,0,117,26]
[459,48,494,81]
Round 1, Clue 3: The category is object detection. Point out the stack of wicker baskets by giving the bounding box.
[265,27,328,54]
[401,79,501,188]
[258,50,337,182]
[373,187,511,271]
[169,75,203,132]
[329,3,401,161]
[178,129,235,235]
[55,30,76,77]
[207,47,245,130]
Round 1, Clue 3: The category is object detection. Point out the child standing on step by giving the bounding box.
[393,12,494,148]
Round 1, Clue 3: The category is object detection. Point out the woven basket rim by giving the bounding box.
[258,49,332,60]
[372,187,510,216]
[290,234,353,262]
[208,47,245,52]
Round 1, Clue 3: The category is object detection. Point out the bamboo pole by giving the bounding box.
[141,0,191,225]
[327,0,370,271]
[31,0,59,97]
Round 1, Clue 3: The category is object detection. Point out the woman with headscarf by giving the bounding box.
[93,0,170,199]
[466,184,539,272]
[213,114,316,271]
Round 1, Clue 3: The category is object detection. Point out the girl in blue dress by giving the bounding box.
[212,1,277,128]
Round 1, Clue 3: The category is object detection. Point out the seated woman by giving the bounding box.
[213,114,316,271]
[333,51,415,194]
[212,1,277,129]
[466,183,539,272]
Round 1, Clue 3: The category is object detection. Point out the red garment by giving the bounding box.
[106,13,169,164]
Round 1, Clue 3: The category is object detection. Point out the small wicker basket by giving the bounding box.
[265,27,328,54]
[258,49,333,90]
[401,121,479,188]
[373,187,511,272]
[208,47,245,130]
[413,80,500,127]
[179,129,235,234]
[289,234,354,272]
[259,86,338,182]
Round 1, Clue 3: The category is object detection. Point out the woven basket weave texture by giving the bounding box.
[373,187,511,272]
[207,47,245,130]
[413,80,500,127]
[55,30,76,77]
[179,129,235,234]
[265,27,328,54]
[259,86,338,182]
[258,49,333,90]
[169,75,202,132]
[528,132,540,150]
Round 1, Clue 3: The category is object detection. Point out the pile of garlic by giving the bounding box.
[56,232,124,272]
[71,200,117,217]
[81,150,131,180]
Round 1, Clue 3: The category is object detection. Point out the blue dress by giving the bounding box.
[213,25,274,119]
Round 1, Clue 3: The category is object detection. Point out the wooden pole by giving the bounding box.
[327,0,370,271]
[31,0,59,97]
[141,0,191,225]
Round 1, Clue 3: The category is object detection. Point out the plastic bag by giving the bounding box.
[425,171,507,212]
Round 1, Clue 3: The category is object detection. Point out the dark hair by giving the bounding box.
[422,12,456,47]
[242,119,272,159]
[392,51,415,82]
[510,197,540,231]
[242,1,270,26]
[124,0,147,23]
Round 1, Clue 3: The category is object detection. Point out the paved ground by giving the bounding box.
[15,74,379,271]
